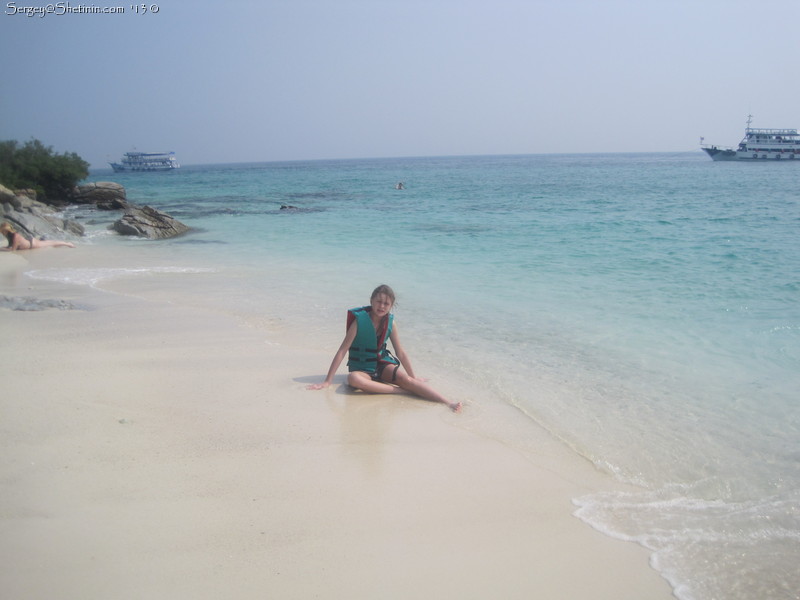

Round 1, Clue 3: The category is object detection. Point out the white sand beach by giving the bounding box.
[0,248,674,600]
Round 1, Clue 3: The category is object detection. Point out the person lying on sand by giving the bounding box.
[307,284,462,412]
[0,222,75,251]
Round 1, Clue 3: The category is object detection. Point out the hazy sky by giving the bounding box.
[2,0,799,168]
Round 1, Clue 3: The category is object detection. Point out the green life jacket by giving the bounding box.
[346,306,399,373]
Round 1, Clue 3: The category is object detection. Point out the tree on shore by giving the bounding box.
[0,139,89,203]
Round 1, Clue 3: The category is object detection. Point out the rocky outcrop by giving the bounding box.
[74,182,190,239]
[112,205,190,239]
[0,184,17,205]
[71,182,128,210]
[14,189,38,201]
[1,183,84,240]
[2,180,190,243]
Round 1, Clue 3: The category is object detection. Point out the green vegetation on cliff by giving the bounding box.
[0,139,89,202]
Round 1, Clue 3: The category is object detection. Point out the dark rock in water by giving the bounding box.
[279,204,318,213]
[61,220,85,237]
[0,295,80,311]
[72,182,128,209]
[97,198,129,211]
[112,205,190,239]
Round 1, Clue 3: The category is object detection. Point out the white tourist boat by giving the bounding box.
[110,151,180,172]
[701,116,800,161]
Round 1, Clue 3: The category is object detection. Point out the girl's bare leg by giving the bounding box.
[31,239,75,249]
[348,368,462,412]
[384,366,462,412]
[347,371,403,395]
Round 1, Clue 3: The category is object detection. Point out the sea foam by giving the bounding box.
[27,266,215,289]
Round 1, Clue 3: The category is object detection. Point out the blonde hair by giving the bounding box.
[0,222,16,242]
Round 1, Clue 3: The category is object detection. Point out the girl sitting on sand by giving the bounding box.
[307,284,462,412]
[0,222,75,251]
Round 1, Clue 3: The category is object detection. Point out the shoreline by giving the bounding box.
[1,248,674,599]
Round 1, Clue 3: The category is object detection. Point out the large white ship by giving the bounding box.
[701,116,800,161]
[110,151,180,172]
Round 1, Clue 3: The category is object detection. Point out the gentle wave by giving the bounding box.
[27,266,216,288]
[573,485,800,600]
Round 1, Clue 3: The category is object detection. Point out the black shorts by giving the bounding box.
[372,361,400,382]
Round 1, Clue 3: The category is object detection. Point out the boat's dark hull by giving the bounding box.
[109,163,177,172]
[702,147,800,161]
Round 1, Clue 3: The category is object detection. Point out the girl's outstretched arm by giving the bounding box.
[307,322,358,390]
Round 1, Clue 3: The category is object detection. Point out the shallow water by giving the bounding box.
[34,153,800,599]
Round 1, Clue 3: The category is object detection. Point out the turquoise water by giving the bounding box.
[48,153,800,599]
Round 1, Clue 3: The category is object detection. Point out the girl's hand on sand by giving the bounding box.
[306,382,330,390]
